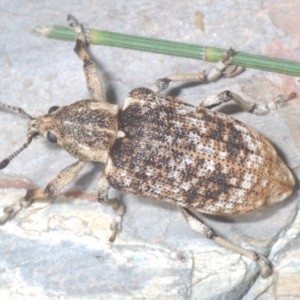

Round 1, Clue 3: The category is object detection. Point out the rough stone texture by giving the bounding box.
[0,1,299,299]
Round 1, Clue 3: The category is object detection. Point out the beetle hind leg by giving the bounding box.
[149,48,295,114]
[180,207,272,278]
[199,90,296,115]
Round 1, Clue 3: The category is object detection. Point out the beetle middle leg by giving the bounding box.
[149,48,295,114]
[150,48,244,93]
[97,174,126,242]
[0,160,86,224]
[180,207,272,278]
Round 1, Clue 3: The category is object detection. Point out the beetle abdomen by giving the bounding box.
[106,88,294,215]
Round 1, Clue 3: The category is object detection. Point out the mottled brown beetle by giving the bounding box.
[0,15,296,278]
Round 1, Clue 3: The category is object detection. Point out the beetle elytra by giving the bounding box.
[0,15,295,278]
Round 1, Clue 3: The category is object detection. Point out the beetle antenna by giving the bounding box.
[0,102,34,120]
[0,133,38,169]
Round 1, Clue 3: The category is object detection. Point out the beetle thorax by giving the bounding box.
[32,99,119,162]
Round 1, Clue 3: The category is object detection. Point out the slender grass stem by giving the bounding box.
[33,25,300,77]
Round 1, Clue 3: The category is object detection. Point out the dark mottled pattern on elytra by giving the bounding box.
[107,88,294,215]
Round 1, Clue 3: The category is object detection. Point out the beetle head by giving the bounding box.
[0,100,119,169]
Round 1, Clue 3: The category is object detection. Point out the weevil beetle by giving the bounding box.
[0,15,295,278]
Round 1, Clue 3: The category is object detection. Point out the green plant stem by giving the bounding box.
[33,25,300,77]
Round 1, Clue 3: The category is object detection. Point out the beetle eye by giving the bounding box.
[48,106,59,114]
[47,132,57,143]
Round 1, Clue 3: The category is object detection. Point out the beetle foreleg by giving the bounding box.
[68,15,105,102]
[0,160,86,224]
[180,207,272,278]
